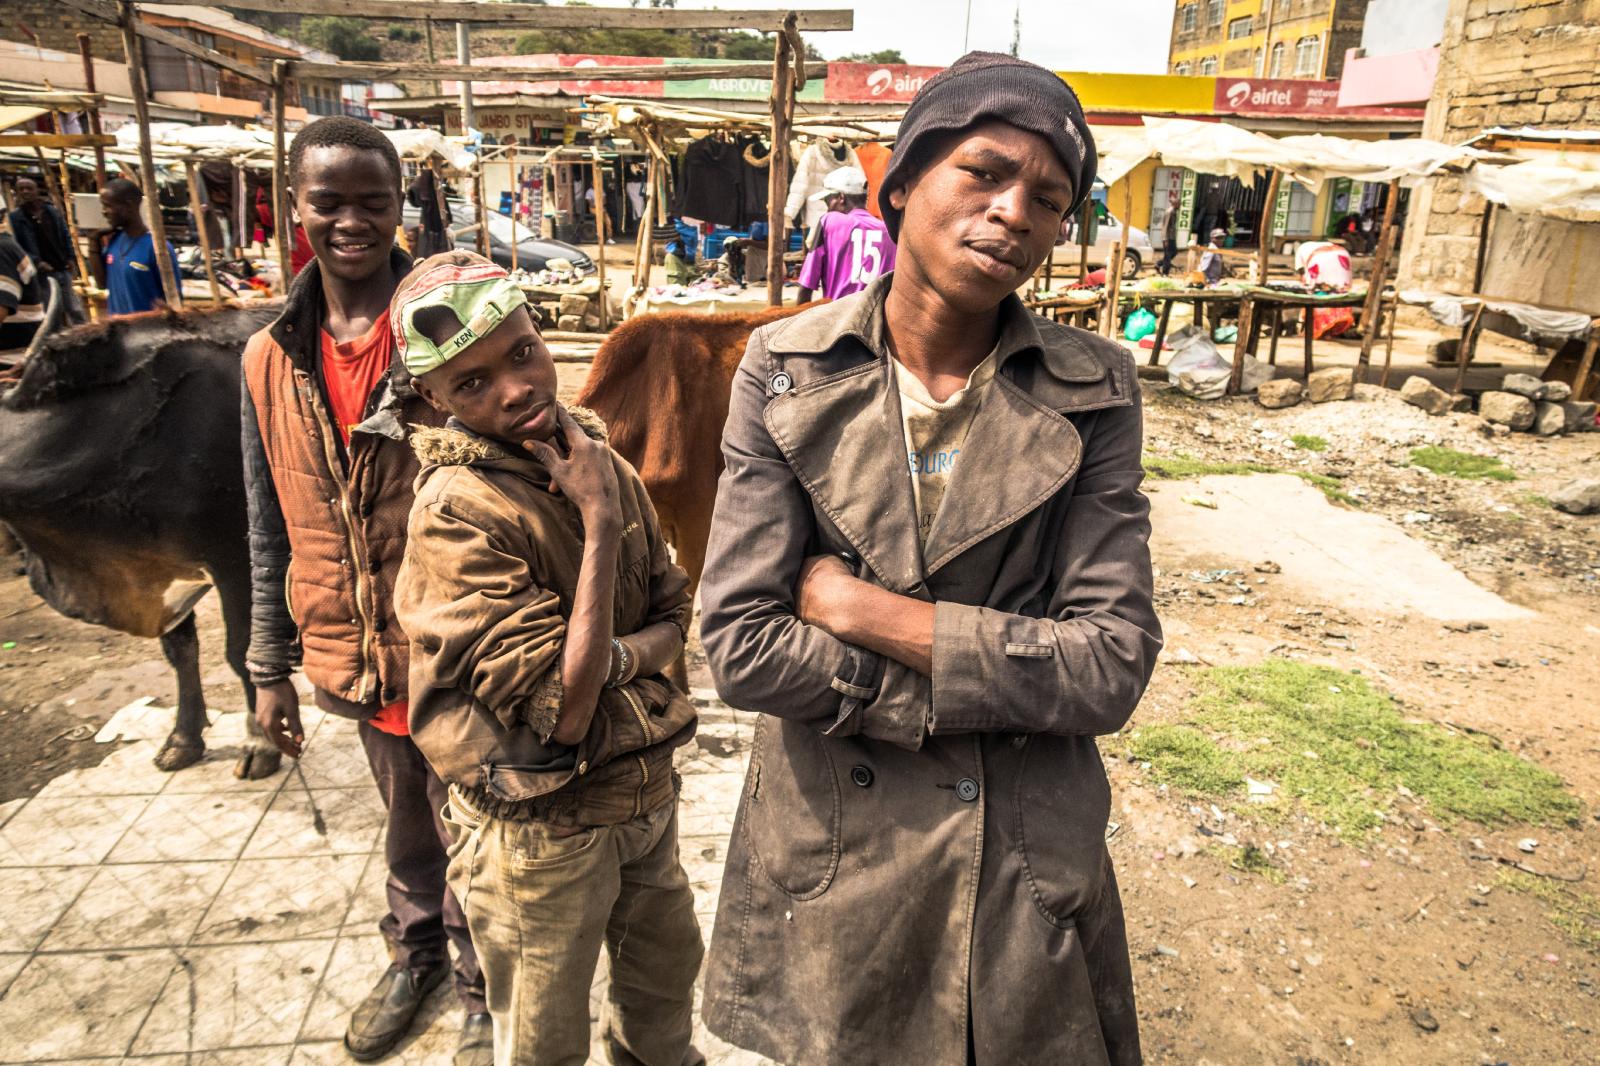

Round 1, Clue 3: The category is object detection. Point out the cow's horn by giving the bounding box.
[19,274,66,366]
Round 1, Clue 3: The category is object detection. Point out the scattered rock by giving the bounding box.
[557,293,590,317]
[556,313,583,331]
[1550,479,1600,515]
[1411,1007,1440,1033]
[1400,375,1453,416]
[1478,391,1536,431]
[1307,367,1355,404]
[1538,380,1572,402]
[1562,400,1598,433]
[1518,838,1538,853]
[1256,379,1303,408]
[1532,402,1566,437]
[1500,372,1544,399]
[1254,561,1282,574]
[1449,393,1474,413]
[1156,944,1180,958]
[582,314,602,331]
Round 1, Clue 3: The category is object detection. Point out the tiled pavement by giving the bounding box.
[0,692,765,1065]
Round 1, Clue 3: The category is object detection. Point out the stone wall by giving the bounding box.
[1397,0,1600,293]
[6,1,128,64]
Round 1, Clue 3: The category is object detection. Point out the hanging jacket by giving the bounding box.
[675,135,745,227]
[783,139,860,233]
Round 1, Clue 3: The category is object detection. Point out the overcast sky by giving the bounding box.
[669,0,1180,73]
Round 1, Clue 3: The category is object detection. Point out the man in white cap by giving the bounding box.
[795,165,897,303]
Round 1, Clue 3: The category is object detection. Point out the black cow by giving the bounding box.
[0,305,282,778]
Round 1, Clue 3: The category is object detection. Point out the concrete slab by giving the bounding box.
[1148,474,1533,622]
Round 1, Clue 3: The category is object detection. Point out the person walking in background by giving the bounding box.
[1157,203,1179,276]
[241,117,489,1066]
[795,166,896,304]
[91,178,179,315]
[407,166,454,258]
[9,175,86,323]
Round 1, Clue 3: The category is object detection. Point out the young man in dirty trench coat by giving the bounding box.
[698,52,1163,1065]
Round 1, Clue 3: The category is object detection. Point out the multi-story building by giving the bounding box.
[1168,0,1373,81]
[3,2,345,126]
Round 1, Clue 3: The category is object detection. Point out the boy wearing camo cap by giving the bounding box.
[391,251,704,1065]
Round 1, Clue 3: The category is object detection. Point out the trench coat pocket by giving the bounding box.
[743,716,841,899]
[1013,735,1113,927]
[1004,642,1054,658]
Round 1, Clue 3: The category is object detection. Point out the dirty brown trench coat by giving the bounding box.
[698,277,1162,1065]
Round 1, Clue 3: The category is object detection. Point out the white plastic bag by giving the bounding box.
[1166,323,1271,397]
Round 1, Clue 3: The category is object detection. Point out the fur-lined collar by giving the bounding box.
[409,404,608,466]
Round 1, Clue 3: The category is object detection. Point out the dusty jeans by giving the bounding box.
[443,785,705,1066]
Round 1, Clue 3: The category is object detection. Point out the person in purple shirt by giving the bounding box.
[796,166,896,303]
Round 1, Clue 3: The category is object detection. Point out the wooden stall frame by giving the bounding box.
[117,0,182,308]
[1356,177,1401,383]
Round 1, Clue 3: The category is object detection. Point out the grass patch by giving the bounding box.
[1410,446,1516,482]
[1123,661,1580,841]
[1291,434,1329,452]
[1520,492,1551,510]
[1498,870,1600,952]
[1144,453,1360,506]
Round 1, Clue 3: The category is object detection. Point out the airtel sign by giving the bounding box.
[826,62,943,103]
[1215,77,1423,118]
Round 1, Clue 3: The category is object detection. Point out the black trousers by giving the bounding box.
[359,720,486,1012]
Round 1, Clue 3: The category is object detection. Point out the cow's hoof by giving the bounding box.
[234,744,282,781]
[153,733,205,772]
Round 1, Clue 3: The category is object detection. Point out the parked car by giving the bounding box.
[1049,202,1157,278]
[402,199,596,275]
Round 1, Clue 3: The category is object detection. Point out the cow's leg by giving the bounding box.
[661,507,710,697]
[215,563,281,780]
[154,613,207,772]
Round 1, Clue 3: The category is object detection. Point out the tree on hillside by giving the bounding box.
[837,49,907,64]
[301,16,383,61]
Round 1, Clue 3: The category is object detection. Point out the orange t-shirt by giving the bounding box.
[855,142,892,221]
[320,311,408,736]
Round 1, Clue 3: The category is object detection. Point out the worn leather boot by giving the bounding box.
[454,1011,493,1066]
[343,961,448,1061]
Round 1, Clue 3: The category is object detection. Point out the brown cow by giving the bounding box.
[576,305,809,596]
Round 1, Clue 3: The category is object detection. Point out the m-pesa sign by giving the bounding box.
[825,63,943,103]
[1215,78,1424,119]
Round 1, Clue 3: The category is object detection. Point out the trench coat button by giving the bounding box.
[850,765,873,788]
[381,686,397,703]
[578,761,588,775]
[955,778,979,802]
[369,558,382,574]
[373,616,387,633]
[1011,734,1028,749]
[769,371,792,394]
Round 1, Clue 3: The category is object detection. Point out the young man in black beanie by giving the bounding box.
[698,52,1161,1064]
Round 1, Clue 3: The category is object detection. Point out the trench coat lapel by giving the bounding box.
[920,373,1084,577]
[763,360,926,595]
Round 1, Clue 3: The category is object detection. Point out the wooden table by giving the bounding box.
[1137,288,1246,367]
[1228,288,1370,394]
[1026,291,1107,331]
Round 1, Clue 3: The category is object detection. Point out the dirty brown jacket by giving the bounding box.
[698,275,1162,1065]
[393,410,697,828]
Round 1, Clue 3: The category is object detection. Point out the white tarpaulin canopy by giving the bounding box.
[1131,117,1487,190]
[1467,156,1600,223]
[1087,125,1151,187]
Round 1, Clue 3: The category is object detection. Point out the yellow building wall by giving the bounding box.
[1168,0,1336,77]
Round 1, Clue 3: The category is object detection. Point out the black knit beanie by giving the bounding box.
[878,51,1098,241]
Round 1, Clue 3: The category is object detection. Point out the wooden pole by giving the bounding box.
[75,33,107,188]
[1356,177,1400,383]
[1571,327,1598,403]
[1256,167,1282,286]
[1379,293,1400,388]
[474,163,489,257]
[455,21,474,134]
[506,153,519,273]
[634,150,658,293]
[1101,175,1136,337]
[765,17,795,307]
[272,60,292,295]
[1473,199,1495,294]
[183,160,224,306]
[1452,299,1485,395]
[46,129,96,319]
[119,0,182,308]
[1077,198,1090,281]
[591,157,608,332]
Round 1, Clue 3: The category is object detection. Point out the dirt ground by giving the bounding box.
[1,348,1597,1064]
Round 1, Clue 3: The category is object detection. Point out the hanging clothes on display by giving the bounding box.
[737,135,774,228]
[853,142,892,221]
[784,138,860,233]
[675,134,746,227]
